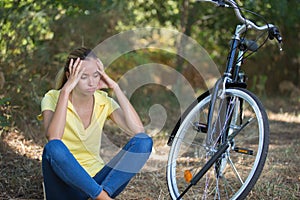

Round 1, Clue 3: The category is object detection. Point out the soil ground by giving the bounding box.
[0,97,299,200]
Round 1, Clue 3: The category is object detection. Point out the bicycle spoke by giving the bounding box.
[220,174,235,199]
[227,155,244,184]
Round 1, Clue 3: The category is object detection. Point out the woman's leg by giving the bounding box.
[42,140,102,200]
[93,133,153,198]
[42,155,86,200]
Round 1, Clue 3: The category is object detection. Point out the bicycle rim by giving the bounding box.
[167,88,269,199]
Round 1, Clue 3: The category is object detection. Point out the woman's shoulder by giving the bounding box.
[40,89,60,113]
[42,89,61,102]
[94,90,119,112]
[43,89,60,98]
[94,90,113,104]
[94,90,109,98]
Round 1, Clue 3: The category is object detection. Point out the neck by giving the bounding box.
[70,91,93,106]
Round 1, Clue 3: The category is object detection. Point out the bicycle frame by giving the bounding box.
[177,24,248,198]
[225,24,246,81]
[207,23,247,137]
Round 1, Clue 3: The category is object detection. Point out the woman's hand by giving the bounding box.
[96,59,118,90]
[62,58,85,93]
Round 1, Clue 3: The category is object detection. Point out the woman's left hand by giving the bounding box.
[96,59,118,90]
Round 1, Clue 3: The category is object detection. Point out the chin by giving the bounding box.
[85,90,96,95]
[88,91,96,94]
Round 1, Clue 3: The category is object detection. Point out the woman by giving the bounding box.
[41,47,153,200]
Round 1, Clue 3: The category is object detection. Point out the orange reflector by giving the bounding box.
[184,170,193,183]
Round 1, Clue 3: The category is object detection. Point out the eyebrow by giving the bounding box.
[82,72,100,76]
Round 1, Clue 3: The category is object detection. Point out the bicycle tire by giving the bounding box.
[167,88,269,199]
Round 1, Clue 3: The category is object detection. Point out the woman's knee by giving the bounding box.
[43,139,69,161]
[133,133,153,153]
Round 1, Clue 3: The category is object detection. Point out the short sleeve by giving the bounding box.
[94,90,120,118]
[41,90,59,112]
[107,96,120,116]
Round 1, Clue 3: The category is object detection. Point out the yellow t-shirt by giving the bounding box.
[41,89,119,177]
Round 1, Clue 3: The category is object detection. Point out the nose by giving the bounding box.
[88,77,95,86]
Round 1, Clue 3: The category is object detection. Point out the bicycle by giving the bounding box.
[166,0,283,199]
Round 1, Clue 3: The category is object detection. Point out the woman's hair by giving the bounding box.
[55,47,97,89]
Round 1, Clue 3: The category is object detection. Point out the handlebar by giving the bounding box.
[198,0,283,46]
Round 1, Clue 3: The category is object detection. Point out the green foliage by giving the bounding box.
[251,75,268,97]
[0,0,122,132]
[0,0,55,63]
[0,0,299,134]
[0,0,58,129]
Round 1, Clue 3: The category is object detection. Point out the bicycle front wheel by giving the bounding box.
[167,88,269,199]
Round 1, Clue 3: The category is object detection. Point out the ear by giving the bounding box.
[66,72,70,79]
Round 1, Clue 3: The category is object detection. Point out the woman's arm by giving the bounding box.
[43,89,70,140]
[43,58,84,140]
[97,60,144,136]
[110,84,145,135]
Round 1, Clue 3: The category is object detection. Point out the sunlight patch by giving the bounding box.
[2,131,43,161]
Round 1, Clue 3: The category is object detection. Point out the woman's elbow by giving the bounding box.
[45,130,62,141]
[133,125,145,135]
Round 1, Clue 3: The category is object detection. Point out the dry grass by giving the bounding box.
[0,105,299,199]
[0,130,44,199]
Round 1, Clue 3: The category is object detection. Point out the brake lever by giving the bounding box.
[269,26,283,51]
[278,42,283,52]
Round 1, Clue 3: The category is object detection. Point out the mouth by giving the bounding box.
[87,88,96,92]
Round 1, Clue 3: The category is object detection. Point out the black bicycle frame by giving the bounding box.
[177,24,246,199]
[225,38,240,79]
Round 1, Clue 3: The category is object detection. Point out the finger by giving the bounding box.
[78,66,86,79]
[73,60,83,76]
[96,58,103,66]
[68,58,81,76]
[68,58,74,72]
[70,57,81,72]
[73,58,81,71]
[97,69,104,76]
[96,59,104,71]
[69,58,74,67]
[97,80,108,89]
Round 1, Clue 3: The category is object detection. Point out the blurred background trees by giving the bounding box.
[0,0,299,134]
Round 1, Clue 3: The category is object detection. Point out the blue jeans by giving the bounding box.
[42,133,153,200]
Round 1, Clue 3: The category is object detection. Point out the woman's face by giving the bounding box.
[73,58,100,96]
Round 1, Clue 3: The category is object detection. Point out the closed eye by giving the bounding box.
[81,75,87,79]
[94,72,100,78]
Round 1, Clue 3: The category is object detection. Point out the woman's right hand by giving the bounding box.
[62,58,85,94]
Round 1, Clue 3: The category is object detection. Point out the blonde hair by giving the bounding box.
[55,47,97,90]
[54,68,66,90]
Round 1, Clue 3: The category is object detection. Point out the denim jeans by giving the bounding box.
[42,133,153,200]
